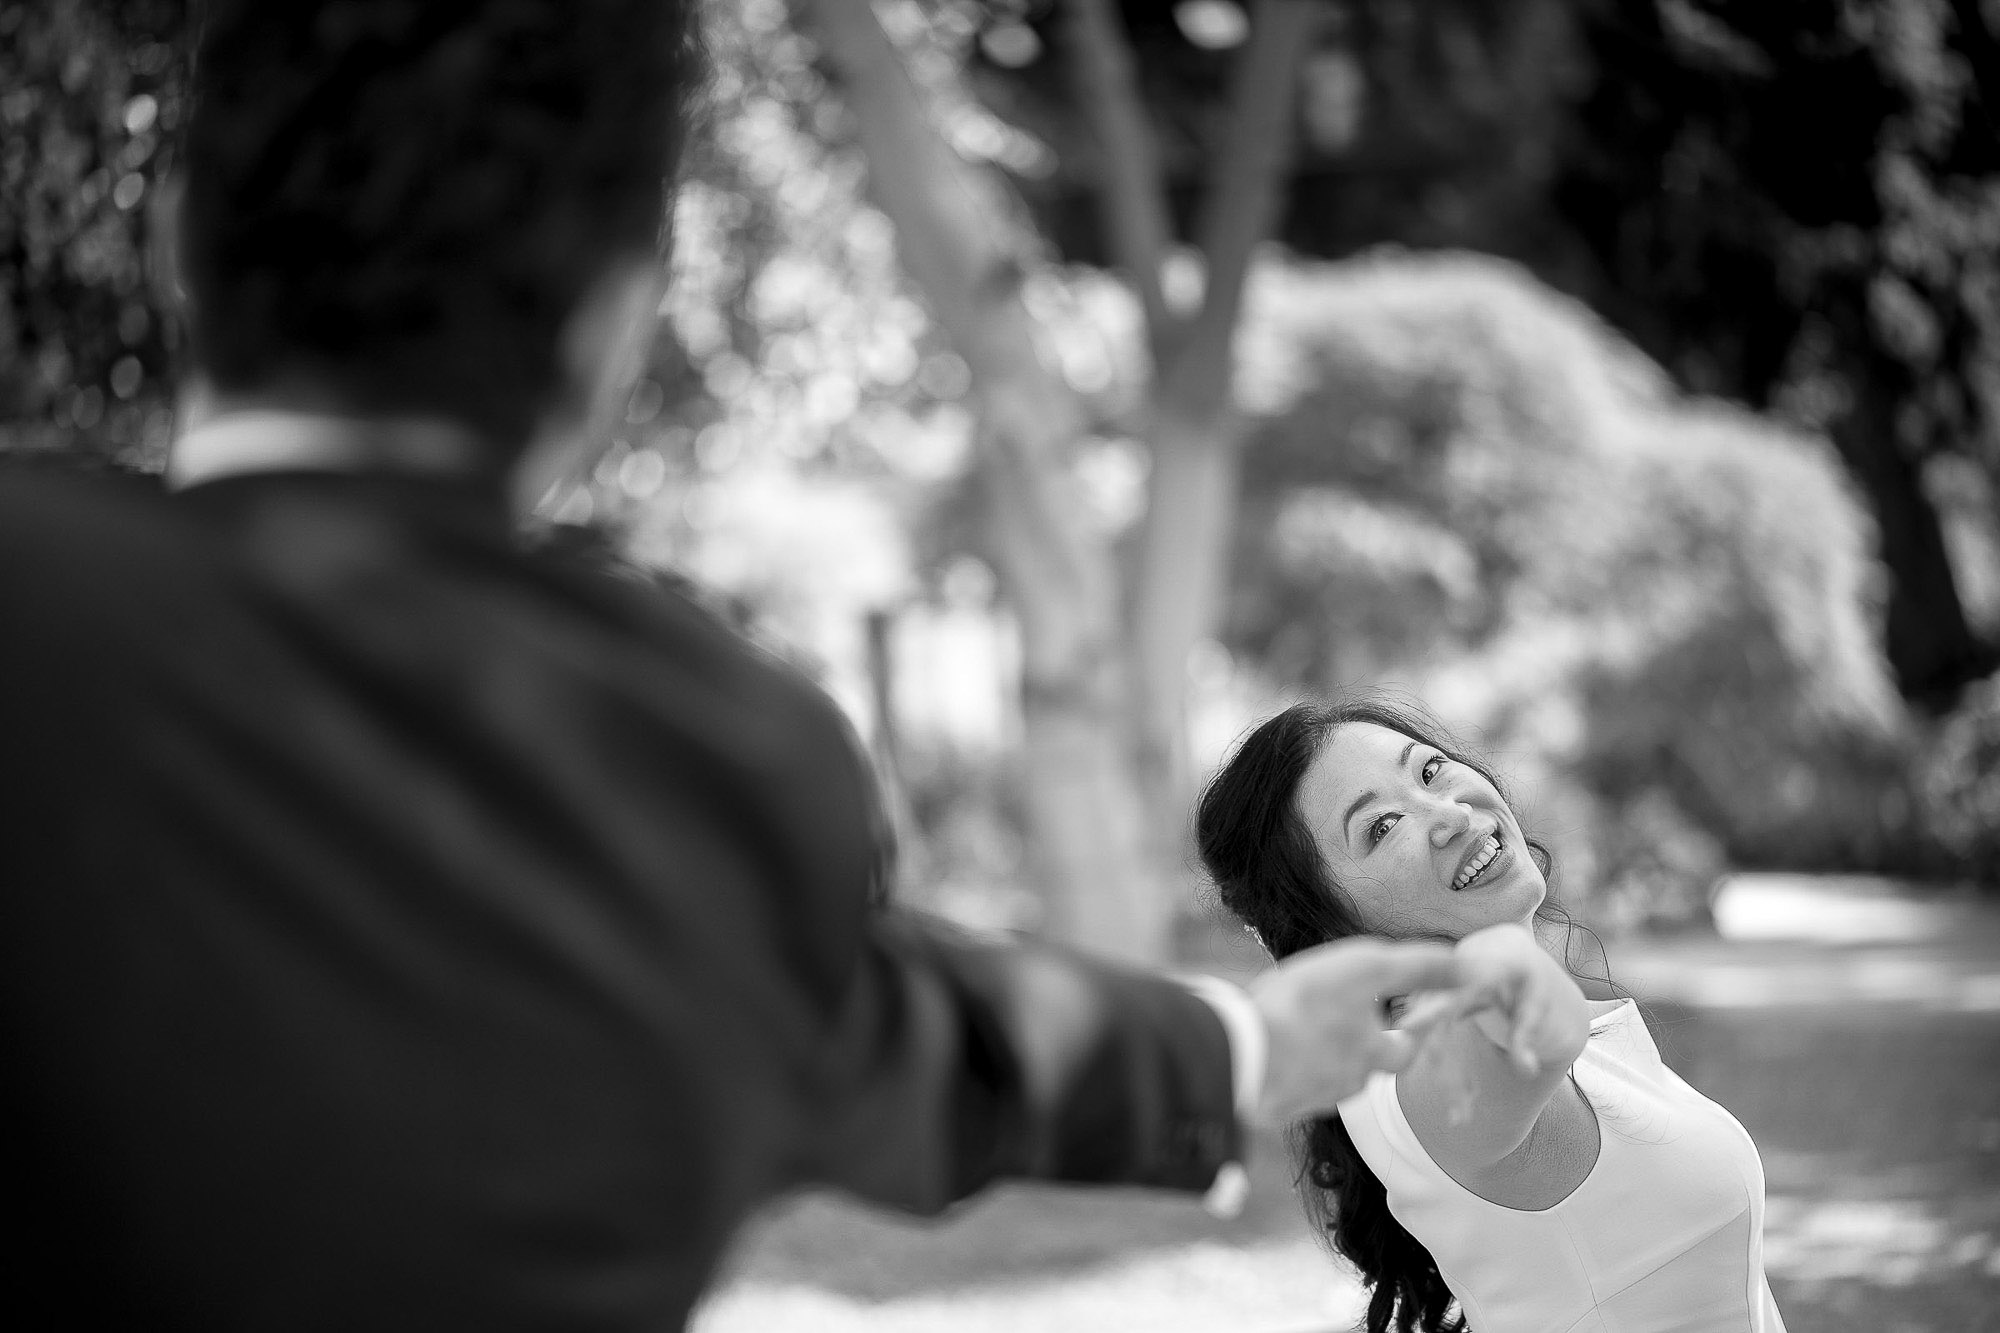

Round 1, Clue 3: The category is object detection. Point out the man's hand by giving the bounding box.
[1247,939,1466,1124]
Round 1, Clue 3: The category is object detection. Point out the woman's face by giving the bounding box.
[1296,721,1546,940]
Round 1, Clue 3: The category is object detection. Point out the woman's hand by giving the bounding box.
[1394,923,1595,1158]
[1403,923,1591,1079]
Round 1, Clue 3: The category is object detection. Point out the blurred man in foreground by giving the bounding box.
[0,2,1466,1327]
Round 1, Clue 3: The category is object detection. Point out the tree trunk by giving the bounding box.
[806,0,1321,959]
[978,375,1166,959]
[1834,356,1998,710]
[1122,0,1321,846]
[1125,406,1244,826]
[802,0,1170,961]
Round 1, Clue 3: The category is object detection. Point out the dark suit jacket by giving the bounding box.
[0,466,1237,1331]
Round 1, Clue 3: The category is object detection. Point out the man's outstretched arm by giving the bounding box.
[804,909,1464,1214]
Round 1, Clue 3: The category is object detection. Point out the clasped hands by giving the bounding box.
[1246,923,1565,1125]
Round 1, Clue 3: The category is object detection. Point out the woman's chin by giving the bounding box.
[1460,869,1546,931]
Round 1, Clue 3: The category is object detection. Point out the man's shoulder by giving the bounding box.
[525,534,844,725]
[0,456,173,524]
[0,461,203,603]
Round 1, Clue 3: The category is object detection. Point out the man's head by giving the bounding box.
[181,0,697,460]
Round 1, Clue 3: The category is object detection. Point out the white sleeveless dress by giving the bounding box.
[1337,1000,1787,1332]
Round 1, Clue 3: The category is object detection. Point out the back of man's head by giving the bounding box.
[182,0,696,457]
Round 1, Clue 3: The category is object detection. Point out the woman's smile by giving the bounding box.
[1295,720,1547,938]
[1451,832,1505,890]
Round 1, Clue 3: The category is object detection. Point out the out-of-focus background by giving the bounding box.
[5,0,1998,1327]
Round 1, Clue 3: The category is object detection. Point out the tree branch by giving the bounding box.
[1059,0,1177,346]
[796,0,1107,678]
[795,0,1022,345]
[1175,0,1323,412]
[796,0,1173,958]
[1120,2,1321,847]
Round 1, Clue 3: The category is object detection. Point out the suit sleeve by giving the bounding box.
[612,579,1243,1216]
[802,907,1244,1214]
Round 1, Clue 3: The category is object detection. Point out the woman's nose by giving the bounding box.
[1429,802,1473,847]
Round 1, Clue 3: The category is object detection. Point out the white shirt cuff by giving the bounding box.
[1178,973,1267,1219]
[1179,973,1268,1119]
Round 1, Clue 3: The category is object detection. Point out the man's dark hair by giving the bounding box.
[182,0,698,455]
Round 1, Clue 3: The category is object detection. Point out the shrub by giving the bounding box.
[1224,250,1917,926]
[1912,672,2000,887]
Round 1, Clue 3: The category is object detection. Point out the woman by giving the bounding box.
[1197,698,1786,1333]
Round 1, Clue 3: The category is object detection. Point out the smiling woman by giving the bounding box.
[1294,720,1549,940]
[1197,697,1788,1333]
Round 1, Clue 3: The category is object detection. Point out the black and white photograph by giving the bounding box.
[3,1,1997,1329]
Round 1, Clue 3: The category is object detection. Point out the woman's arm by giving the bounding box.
[1392,923,1594,1179]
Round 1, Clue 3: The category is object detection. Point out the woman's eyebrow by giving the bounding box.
[1342,740,1418,845]
[1341,789,1377,845]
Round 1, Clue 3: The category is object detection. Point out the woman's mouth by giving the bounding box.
[1451,833,1505,890]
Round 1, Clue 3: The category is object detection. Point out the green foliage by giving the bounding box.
[968,0,2000,705]
[1228,249,1919,925]
[891,737,1043,932]
[966,0,1583,269]
[1552,0,2000,703]
[582,0,1155,672]
[1562,0,2000,460]
[1913,671,2000,885]
[0,0,189,464]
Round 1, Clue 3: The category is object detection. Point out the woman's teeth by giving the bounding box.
[1453,834,1502,890]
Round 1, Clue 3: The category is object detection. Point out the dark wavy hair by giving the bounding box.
[182,0,700,456]
[1196,696,1604,1333]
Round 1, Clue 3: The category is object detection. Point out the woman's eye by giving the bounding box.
[1421,754,1445,784]
[1368,813,1400,846]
